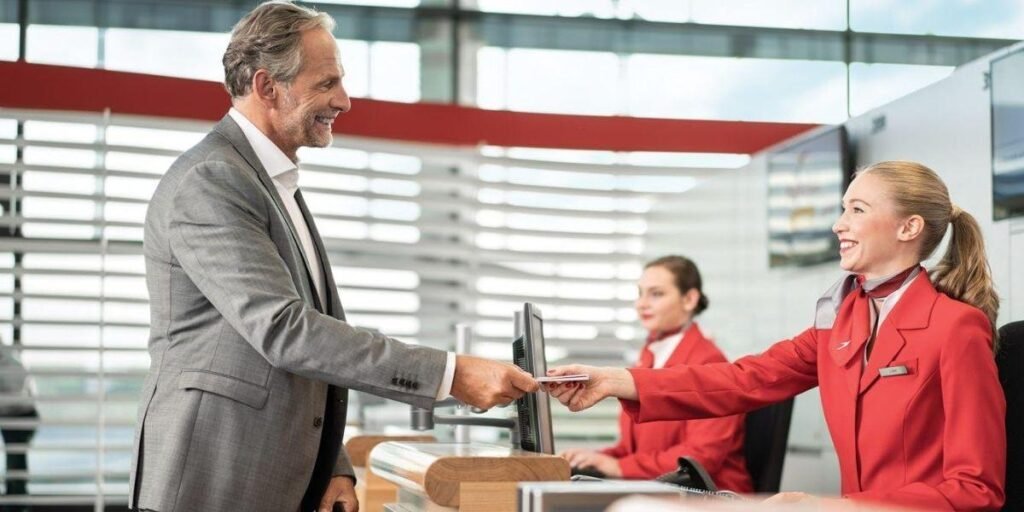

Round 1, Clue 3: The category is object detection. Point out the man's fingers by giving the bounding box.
[507,386,527,401]
[319,489,340,512]
[318,497,337,512]
[509,367,539,392]
[343,497,359,512]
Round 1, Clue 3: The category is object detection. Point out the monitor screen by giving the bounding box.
[766,125,851,267]
[992,48,1024,220]
[512,303,555,454]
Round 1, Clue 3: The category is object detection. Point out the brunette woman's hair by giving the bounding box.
[645,255,708,315]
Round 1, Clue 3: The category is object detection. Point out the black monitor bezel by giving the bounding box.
[513,302,556,454]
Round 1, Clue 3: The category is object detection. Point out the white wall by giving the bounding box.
[646,41,1024,494]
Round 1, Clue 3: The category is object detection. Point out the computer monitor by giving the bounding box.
[766,125,852,267]
[991,47,1024,220]
[512,303,555,454]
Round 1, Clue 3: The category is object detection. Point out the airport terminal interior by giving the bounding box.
[1,0,1024,510]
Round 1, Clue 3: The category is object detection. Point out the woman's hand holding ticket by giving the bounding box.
[542,364,638,412]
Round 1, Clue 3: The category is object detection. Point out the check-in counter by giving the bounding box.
[345,435,436,512]
[368,442,570,511]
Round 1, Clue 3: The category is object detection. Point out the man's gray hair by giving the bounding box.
[223,1,335,98]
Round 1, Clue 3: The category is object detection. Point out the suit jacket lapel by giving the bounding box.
[295,189,344,318]
[213,115,321,308]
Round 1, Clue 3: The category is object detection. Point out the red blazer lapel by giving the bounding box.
[828,296,860,368]
[663,324,701,368]
[828,293,864,396]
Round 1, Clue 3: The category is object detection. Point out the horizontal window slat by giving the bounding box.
[0,107,682,504]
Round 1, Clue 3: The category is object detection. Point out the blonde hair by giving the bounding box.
[223,1,335,98]
[857,161,1000,351]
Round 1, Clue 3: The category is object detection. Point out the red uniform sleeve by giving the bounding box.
[622,327,822,422]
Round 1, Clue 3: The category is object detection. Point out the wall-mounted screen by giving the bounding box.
[766,126,851,268]
[992,48,1024,221]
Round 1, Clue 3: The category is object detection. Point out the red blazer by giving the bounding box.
[602,323,753,491]
[624,274,1005,510]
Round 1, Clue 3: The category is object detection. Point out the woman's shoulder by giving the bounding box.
[931,291,990,329]
[683,323,731,363]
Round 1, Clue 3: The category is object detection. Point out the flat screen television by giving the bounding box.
[766,125,852,267]
[512,302,555,454]
[991,47,1024,220]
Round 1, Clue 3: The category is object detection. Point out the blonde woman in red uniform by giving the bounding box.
[546,161,1005,510]
[559,256,752,491]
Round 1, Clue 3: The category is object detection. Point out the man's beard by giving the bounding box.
[281,95,332,150]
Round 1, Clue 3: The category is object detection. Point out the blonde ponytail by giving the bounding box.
[858,162,1000,352]
[930,206,1000,350]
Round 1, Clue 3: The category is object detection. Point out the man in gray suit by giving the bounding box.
[130,2,538,511]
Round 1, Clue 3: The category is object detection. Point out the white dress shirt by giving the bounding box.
[228,108,455,399]
[646,324,688,369]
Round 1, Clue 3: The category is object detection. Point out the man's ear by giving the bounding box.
[897,214,925,242]
[252,69,278,106]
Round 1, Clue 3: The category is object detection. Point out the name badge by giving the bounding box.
[879,365,909,377]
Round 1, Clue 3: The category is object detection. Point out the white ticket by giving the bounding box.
[535,374,590,383]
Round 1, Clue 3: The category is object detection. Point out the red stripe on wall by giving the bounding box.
[1,61,815,153]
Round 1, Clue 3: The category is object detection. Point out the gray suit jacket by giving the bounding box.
[130,115,448,512]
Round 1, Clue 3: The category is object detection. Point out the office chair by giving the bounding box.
[743,398,795,493]
[997,321,1024,512]
[656,398,794,494]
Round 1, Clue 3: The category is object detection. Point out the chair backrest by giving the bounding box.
[743,398,795,493]
[997,321,1024,512]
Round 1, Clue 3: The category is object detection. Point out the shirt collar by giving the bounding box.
[228,107,297,180]
[646,323,689,367]
[875,267,919,327]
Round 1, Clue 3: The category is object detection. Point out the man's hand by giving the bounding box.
[559,449,622,478]
[318,475,358,512]
[450,355,539,410]
[543,365,636,412]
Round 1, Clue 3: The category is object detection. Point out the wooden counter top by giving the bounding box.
[369,442,570,508]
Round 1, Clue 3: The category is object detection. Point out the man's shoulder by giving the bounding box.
[161,129,258,186]
[149,128,263,216]
[171,129,241,172]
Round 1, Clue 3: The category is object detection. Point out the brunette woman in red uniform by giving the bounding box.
[546,161,1005,510]
[559,256,752,491]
